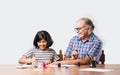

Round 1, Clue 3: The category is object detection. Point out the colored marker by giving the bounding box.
[42,62,47,69]
[77,62,81,66]
[57,63,61,67]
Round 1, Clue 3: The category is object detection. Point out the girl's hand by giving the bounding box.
[31,56,37,62]
[45,60,51,65]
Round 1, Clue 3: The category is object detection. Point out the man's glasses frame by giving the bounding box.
[74,26,87,32]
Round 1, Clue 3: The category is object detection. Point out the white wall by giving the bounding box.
[0,0,120,64]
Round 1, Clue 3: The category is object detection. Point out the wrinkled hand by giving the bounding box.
[51,60,69,65]
[72,50,78,59]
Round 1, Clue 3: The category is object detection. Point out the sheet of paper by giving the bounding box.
[16,64,33,69]
[79,68,113,72]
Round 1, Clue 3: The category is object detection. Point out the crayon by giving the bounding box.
[87,53,93,60]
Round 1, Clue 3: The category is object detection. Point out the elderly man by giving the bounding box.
[53,18,102,65]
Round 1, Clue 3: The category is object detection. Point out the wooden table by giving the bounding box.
[0,64,120,75]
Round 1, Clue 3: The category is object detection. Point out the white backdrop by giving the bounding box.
[0,0,120,64]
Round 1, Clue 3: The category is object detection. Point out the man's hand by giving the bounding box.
[72,50,78,59]
[51,60,70,65]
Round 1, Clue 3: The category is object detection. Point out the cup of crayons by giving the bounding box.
[87,53,96,68]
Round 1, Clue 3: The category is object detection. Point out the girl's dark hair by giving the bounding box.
[33,30,53,48]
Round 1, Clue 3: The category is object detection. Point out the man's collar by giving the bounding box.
[78,33,94,43]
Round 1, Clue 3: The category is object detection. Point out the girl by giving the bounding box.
[18,30,59,65]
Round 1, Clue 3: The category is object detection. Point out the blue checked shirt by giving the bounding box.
[65,33,102,62]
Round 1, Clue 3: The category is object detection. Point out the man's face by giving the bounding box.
[75,20,89,39]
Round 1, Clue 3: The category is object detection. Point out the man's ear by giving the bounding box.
[87,27,92,35]
[88,31,92,35]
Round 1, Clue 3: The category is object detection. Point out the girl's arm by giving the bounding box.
[18,56,37,64]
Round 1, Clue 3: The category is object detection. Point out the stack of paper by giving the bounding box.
[79,68,113,72]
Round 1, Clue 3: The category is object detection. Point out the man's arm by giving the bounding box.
[52,56,90,65]
[64,55,71,60]
[88,41,103,62]
[64,56,90,65]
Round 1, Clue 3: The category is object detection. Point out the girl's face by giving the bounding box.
[37,39,47,50]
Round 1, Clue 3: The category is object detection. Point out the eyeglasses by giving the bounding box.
[74,26,86,31]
